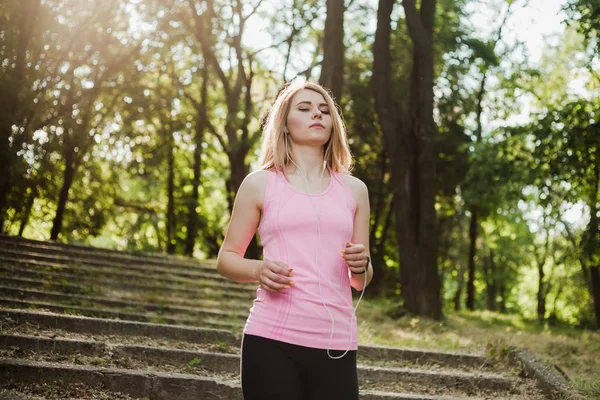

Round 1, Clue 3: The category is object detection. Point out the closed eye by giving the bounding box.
[297,107,330,114]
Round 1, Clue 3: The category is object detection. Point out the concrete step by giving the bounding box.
[0,308,502,371]
[0,298,243,330]
[0,264,254,301]
[0,389,45,400]
[0,258,255,294]
[0,358,511,400]
[0,234,205,270]
[0,285,248,321]
[0,237,551,400]
[0,385,136,400]
[0,308,239,346]
[0,250,230,284]
[0,358,241,400]
[0,275,251,313]
[0,333,517,396]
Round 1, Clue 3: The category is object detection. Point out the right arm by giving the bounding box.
[216,170,294,292]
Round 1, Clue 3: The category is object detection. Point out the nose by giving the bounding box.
[312,109,322,119]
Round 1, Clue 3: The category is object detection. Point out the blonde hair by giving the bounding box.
[258,81,353,173]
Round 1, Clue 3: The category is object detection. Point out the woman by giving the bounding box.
[216,81,373,400]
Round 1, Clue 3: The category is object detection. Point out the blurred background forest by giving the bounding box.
[1,0,599,329]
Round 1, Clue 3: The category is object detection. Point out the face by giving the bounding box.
[286,89,333,147]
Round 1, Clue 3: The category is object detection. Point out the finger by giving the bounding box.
[347,259,367,269]
[343,244,365,254]
[259,277,277,292]
[343,252,366,261]
[260,276,290,291]
[270,261,294,276]
[264,269,293,285]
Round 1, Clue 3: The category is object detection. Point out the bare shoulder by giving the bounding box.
[243,169,269,189]
[341,173,369,203]
[239,169,269,205]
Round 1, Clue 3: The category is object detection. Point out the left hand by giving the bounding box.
[340,241,369,274]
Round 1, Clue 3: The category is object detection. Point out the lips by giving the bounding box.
[310,123,325,129]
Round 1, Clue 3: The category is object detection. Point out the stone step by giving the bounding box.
[0,358,241,400]
[0,389,44,400]
[0,297,243,330]
[0,250,228,284]
[0,275,251,313]
[0,259,255,294]
[0,234,204,270]
[0,309,238,346]
[0,358,500,400]
[0,247,209,277]
[0,333,240,375]
[0,333,516,396]
[357,345,492,371]
[0,285,248,321]
[0,264,254,300]
[1,308,496,370]
[0,385,136,400]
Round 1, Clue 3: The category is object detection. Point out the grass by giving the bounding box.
[356,297,600,399]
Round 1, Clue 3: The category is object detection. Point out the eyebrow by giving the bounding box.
[296,101,329,107]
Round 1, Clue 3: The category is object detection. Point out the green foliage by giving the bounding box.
[187,357,201,367]
[565,0,600,53]
[2,0,599,329]
[462,38,501,68]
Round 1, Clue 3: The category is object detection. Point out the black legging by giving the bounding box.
[241,334,359,400]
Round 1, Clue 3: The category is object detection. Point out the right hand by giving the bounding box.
[256,260,294,292]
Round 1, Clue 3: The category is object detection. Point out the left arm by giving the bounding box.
[341,176,373,291]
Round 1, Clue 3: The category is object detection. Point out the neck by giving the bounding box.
[286,145,327,179]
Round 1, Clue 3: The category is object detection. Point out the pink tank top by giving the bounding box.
[243,169,358,350]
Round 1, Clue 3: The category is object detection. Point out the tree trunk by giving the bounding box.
[367,153,392,296]
[537,261,546,320]
[587,163,600,328]
[50,151,76,241]
[373,0,442,319]
[0,0,41,231]
[589,266,600,329]
[369,196,394,295]
[536,233,550,321]
[166,131,176,255]
[466,210,478,310]
[453,262,466,311]
[18,185,37,236]
[486,250,497,311]
[400,0,441,318]
[184,124,203,256]
[465,73,485,312]
[319,0,345,100]
[227,146,260,259]
[498,283,507,313]
[583,161,600,329]
[184,68,209,256]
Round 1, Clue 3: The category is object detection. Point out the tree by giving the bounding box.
[373,0,442,318]
[508,100,600,328]
[0,0,41,231]
[319,0,345,100]
[463,1,514,311]
[164,0,266,258]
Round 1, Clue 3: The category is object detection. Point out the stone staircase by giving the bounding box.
[0,235,562,399]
